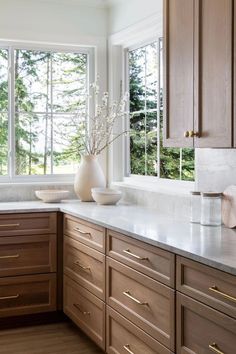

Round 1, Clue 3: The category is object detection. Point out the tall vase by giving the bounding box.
[74,155,106,202]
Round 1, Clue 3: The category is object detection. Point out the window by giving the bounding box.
[128,39,195,181]
[0,45,91,180]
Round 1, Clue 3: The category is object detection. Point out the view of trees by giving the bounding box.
[0,48,87,176]
[129,40,194,181]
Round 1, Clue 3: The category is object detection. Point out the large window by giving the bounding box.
[128,39,194,181]
[0,45,90,179]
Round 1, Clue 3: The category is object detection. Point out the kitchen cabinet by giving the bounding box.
[164,0,234,148]
[0,213,57,317]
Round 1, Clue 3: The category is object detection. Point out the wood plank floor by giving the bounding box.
[0,321,104,354]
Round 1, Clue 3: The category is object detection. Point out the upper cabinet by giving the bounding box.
[164,0,234,148]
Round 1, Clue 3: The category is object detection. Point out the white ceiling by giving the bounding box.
[34,0,124,8]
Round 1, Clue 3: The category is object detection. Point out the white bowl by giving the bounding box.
[91,188,122,205]
[35,190,70,203]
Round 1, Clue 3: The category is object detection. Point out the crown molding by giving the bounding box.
[32,0,109,9]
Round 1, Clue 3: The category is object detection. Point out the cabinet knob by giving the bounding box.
[184,130,199,138]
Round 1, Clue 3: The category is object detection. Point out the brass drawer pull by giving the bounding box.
[209,285,236,303]
[123,344,134,354]
[74,260,90,271]
[209,343,224,354]
[123,249,148,261]
[73,227,91,238]
[73,303,90,315]
[123,290,148,306]
[0,223,20,228]
[0,254,20,259]
[0,294,19,300]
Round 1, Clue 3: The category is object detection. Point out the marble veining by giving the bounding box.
[0,200,235,275]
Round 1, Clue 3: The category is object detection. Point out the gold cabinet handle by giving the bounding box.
[0,294,19,300]
[184,130,199,138]
[209,285,236,303]
[0,254,20,259]
[123,249,148,261]
[73,227,91,238]
[74,260,90,271]
[123,290,148,306]
[123,344,135,354]
[209,343,224,354]
[73,303,90,315]
[0,223,20,228]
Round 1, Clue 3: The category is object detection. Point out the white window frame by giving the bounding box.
[108,14,194,190]
[0,40,95,183]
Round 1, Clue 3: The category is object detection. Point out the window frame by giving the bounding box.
[108,14,195,189]
[0,41,95,183]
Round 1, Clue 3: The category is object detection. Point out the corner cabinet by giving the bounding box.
[164,0,234,148]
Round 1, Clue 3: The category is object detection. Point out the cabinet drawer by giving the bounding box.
[64,236,105,300]
[106,257,175,351]
[64,214,105,253]
[0,234,57,277]
[107,230,175,287]
[63,275,105,350]
[177,293,236,354]
[0,273,57,317]
[0,213,57,237]
[107,306,173,354]
[177,256,236,318]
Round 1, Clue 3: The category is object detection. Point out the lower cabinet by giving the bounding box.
[0,273,57,317]
[106,306,173,354]
[176,293,236,354]
[63,275,105,350]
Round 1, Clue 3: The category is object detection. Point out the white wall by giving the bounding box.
[108,0,162,34]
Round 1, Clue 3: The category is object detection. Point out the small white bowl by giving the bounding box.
[91,188,122,205]
[35,190,70,203]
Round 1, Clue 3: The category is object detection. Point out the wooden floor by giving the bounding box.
[0,321,104,354]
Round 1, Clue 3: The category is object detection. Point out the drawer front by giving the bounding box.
[0,213,57,237]
[0,234,57,277]
[64,214,105,253]
[107,306,173,354]
[63,275,105,350]
[106,257,175,351]
[177,256,236,318]
[177,293,236,354]
[64,236,105,300]
[0,273,57,317]
[107,230,175,287]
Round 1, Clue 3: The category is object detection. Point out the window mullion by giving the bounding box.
[8,48,15,179]
[50,54,53,175]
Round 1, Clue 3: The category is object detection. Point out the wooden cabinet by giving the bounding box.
[64,275,105,350]
[176,256,236,318]
[164,0,234,148]
[106,306,172,354]
[177,293,236,354]
[63,215,106,350]
[107,229,175,287]
[106,257,175,351]
[0,212,57,318]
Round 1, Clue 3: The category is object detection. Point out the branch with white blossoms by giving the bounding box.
[78,78,129,156]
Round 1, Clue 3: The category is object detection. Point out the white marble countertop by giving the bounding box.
[0,200,235,275]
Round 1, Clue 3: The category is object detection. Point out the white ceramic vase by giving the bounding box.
[74,155,106,202]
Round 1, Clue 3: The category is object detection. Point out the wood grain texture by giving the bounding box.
[0,321,104,354]
[106,257,175,351]
[64,214,105,253]
[194,0,233,147]
[64,236,105,300]
[107,229,175,288]
[176,292,236,354]
[0,213,57,237]
[176,256,236,319]
[163,0,194,147]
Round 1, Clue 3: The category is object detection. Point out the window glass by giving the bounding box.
[129,40,195,181]
[0,49,9,176]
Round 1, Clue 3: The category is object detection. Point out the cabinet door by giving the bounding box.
[164,0,194,147]
[194,0,233,147]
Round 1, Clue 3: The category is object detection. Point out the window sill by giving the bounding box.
[112,176,194,197]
